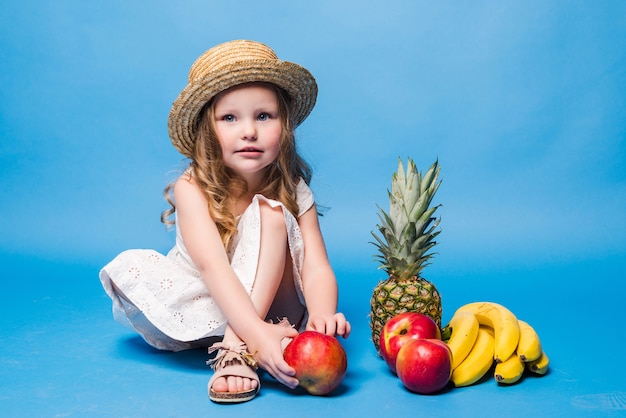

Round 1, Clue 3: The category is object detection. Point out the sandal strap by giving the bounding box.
[207,342,258,370]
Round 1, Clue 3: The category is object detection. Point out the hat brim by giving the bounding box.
[168,60,317,158]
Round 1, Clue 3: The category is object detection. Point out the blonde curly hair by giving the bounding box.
[161,84,312,250]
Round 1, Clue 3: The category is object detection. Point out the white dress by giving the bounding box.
[99,179,314,351]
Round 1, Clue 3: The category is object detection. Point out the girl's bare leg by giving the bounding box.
[212,201,304,393]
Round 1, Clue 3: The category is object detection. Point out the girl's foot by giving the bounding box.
[210,375,258,394]
[207,342,260,403]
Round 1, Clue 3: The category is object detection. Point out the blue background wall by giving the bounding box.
[1,1,625,417]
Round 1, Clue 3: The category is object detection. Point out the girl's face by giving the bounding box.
[213,83,282,185]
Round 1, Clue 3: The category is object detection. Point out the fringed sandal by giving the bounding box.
[207,342,260,403]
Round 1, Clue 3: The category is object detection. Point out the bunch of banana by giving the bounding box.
[442,301,550,387]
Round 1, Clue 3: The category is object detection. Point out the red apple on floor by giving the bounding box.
[379,312,441,373]
[283,331,348,395]
[396,338,452,394]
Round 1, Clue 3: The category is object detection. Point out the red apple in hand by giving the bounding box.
[396,338,452,394]
[379,312,441,373]
[283,331,348,395]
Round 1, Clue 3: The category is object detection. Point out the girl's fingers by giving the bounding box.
[268,358,298,389]
[334,313,351,338]
[284,326,299,339]
[308,317,333,335]
[306,314,354,337]
[344,321,351,337]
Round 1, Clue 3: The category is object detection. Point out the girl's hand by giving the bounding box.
[306,312,351,338]
[246,321,300,389]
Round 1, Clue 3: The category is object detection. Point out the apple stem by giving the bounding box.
[440,326,452,341]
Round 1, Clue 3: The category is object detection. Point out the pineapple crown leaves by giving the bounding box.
[371,158,442,278]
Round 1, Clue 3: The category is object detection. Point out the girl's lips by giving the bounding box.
[236,147,262,153]
[235,148,264,158]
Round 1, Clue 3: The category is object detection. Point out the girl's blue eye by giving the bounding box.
[257,112,270,121]
[223,115,235,122]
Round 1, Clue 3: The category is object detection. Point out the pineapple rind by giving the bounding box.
[369,275,442,352]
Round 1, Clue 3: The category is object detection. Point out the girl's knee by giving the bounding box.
[258,201,287,231]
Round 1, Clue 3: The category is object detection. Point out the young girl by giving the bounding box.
[99,40,350,403]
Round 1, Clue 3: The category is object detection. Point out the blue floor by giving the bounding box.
[2,251,625,417]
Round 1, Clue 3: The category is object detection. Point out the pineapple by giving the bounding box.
[370,158,443,353]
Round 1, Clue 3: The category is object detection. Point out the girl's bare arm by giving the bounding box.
[298,205,351,338]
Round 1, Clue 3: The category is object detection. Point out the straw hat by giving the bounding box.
[167,40,318,157]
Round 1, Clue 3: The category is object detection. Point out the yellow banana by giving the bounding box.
[494,352,525,384]
[482,326,494,338]
[450,326,495,387]
[517,320,542,362]
[526,351,550,375]
[455,302,520,363]
[443,311,480,370]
